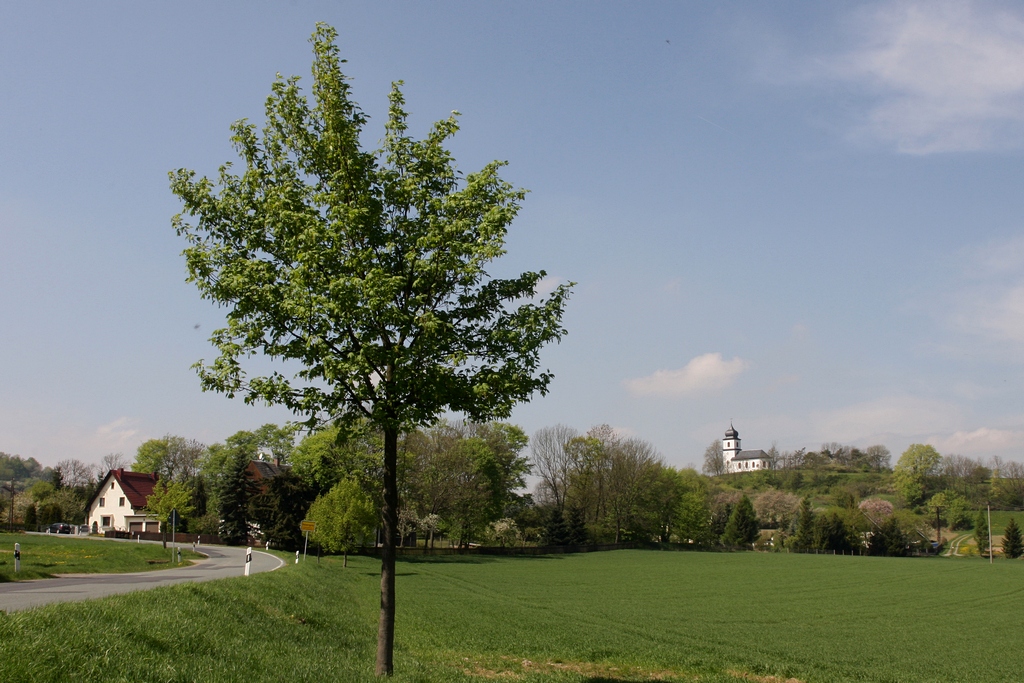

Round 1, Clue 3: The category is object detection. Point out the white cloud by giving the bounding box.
[625,353,749,397]
[610,426,637,439]
[95,417,140,448]
[959,284,1024,342]
[0,412,145,467]
[825,1,1024,153]
[806,395,1024,458]
[534,275,563,298]
[812,395,962,443]
[949,236,1024,350]
[928,427,1024,454]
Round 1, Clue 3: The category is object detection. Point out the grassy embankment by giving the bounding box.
[2,549,1024,682]
[0,533,204,581]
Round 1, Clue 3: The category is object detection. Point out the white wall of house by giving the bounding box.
[86,477,159,533]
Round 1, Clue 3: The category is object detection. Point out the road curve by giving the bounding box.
[0,542,284,613]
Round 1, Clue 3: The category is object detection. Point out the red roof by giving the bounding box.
[110,469,159,509]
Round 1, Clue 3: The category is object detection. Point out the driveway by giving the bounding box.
[0,542,284,613]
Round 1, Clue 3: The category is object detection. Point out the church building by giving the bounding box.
[723,423,772,473]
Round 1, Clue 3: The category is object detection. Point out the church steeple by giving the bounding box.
[723,422,741,471]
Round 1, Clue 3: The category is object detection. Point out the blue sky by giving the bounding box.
[3,1,1024,469]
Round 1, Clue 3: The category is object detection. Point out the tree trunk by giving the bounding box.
[343,550,348,568]
[376,428,399,676]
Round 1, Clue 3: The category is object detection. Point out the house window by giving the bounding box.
[101,516,112,527]
[111,482,115,490]
[119,497,125,507]
[99,497,105,507]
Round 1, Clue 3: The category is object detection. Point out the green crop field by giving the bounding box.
[0,533,203,581]
[1,549,1022,682]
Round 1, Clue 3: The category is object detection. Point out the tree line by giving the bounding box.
[6,424,1024,563]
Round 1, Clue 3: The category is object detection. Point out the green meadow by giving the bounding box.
[0,533,203,581]
[1,549,1022,682]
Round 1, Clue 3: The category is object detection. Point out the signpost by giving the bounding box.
[300,520,315,562]
[169,508,181,563]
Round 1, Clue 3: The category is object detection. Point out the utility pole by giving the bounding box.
[5,480,15,532]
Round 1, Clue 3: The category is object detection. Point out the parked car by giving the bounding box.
[78,525,90,535]
[48,523,72,534]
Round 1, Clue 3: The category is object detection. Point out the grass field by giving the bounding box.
[985,510,1022,535]
[0,533,203,581]
[1,549,1023,682]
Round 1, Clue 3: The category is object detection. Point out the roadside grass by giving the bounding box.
[0,533,204,581]
[2,550,1024,682]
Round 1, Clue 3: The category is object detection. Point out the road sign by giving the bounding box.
[300,520,316,532]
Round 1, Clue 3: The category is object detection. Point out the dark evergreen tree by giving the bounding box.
[249,470,317,551]
[218,450,254,545]
[1002,517,1023,559]
[543,507,571,546]
[722,495,759,547]
[190,476,208,517]
[38,502,62,526]
[792,497,815,550]
[812,512,855,552]
[710,501,732,543]
[566,505,587,546]
[868,516,907,557]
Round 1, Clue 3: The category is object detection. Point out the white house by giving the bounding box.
[723,424,772,473]
[86,469,162,534]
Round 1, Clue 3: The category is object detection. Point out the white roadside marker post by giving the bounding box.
[14,542,20,573]
[244,546,252,576]
[295,550,299,564]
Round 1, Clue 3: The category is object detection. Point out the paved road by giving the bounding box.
[0,541,284,613]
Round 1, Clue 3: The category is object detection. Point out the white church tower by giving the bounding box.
[723,422,741,470]
[721,422,771,473]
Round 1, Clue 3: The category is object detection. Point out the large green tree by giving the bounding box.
[675,491,714,546]
[722,495,759,547]
[308,478,378,566]
[893,444,942,506]
[792,497,815,550]
[868,516,908,557]
[248,470,317,550]
[146,480,196,548]
[218,448,256,546]
[169,24,570,675]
